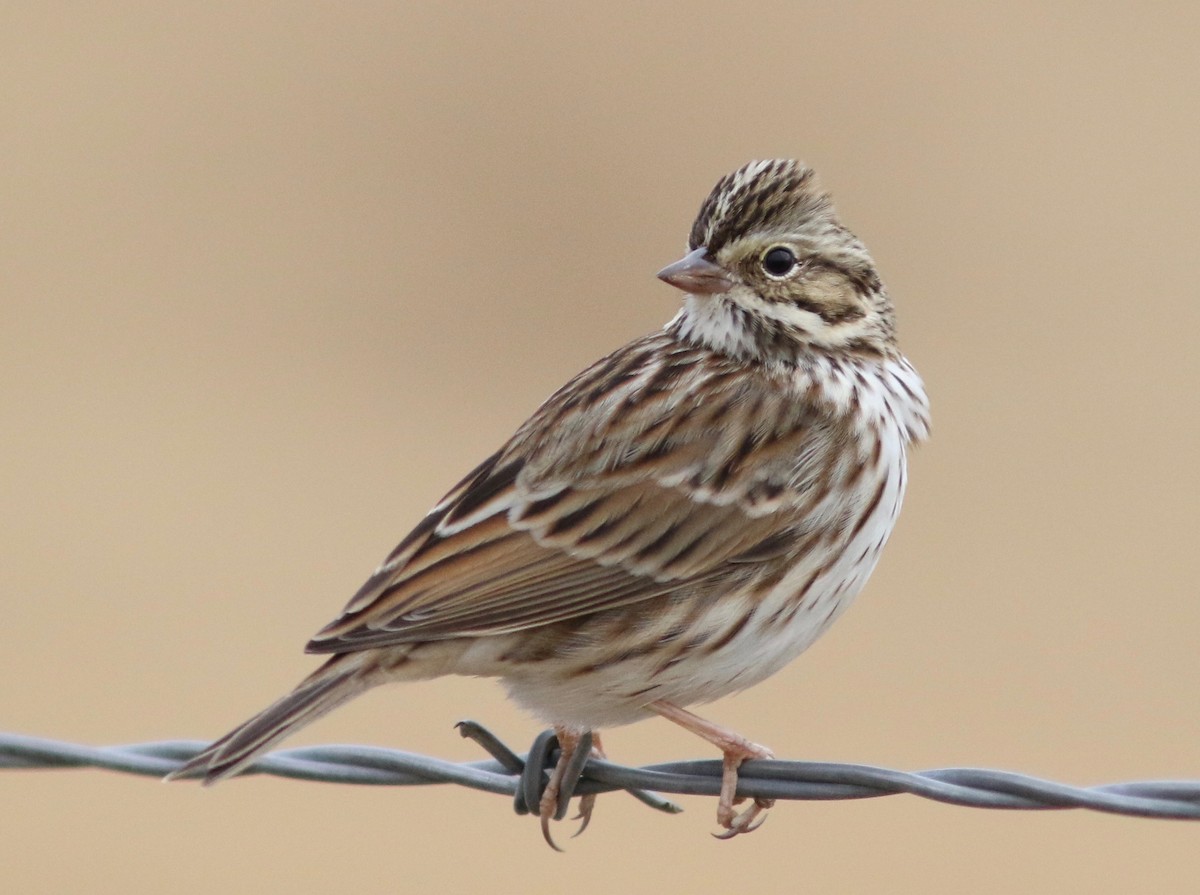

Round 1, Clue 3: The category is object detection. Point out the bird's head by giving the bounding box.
[660,159,897,363]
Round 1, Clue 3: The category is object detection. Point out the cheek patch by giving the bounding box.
[796,269,865,325]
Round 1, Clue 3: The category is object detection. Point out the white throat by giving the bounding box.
[667,295,760,360]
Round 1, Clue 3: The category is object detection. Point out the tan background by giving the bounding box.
[4,3,1199,892]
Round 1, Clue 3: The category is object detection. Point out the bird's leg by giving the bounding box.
[571,731,605,837]
[538,725,591,850]
[649,700,774,838]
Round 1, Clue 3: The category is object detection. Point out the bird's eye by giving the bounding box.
[761,246,797,277]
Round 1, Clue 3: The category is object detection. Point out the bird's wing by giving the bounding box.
[307,337,841,652]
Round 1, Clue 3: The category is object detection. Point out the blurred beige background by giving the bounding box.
[4,2,1199,892]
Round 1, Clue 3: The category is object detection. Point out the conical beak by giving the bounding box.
[656,247,734,295]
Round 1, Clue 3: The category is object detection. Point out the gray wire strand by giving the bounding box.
[3,726,1200,821]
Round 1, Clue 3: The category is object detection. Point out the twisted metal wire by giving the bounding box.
[4,724,1200,822]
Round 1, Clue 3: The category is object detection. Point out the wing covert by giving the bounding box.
[307,334,843,653]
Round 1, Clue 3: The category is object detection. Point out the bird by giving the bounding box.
[167,159,930,845]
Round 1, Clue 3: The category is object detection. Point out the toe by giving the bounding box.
[571,793,597,838]
[540,813,565,852]
[713,800,771,840]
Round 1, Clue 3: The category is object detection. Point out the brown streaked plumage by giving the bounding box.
[167,159,930,845]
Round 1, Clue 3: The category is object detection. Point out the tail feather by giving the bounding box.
[167,654,374,785]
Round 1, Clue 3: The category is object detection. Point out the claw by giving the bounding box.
[535,727,596,851]
[536,736,572,852]
[540,812,565,852]
[571,793,597,837]
[648,700,775,839]
[713,797,772,839]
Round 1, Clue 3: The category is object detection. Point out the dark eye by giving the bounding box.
[761,246,797,277]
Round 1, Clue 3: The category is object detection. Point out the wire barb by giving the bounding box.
[3,726,1200,822]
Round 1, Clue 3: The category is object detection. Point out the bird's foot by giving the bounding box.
[713,744,775,839]
[538,728,603,850]
[648,700,774,839]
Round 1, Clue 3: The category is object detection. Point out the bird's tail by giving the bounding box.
[166,653,379,785]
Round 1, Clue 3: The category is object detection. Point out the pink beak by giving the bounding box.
[656,247,734,295]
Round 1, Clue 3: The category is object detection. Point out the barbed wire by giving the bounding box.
[4,723,1200,823]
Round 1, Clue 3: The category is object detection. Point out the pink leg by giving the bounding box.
[538,726,583,851]
[537,726,606,849]
[650,700,775,837]
[571,731,605,837]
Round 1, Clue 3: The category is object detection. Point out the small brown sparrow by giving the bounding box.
[169,159,930,844]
